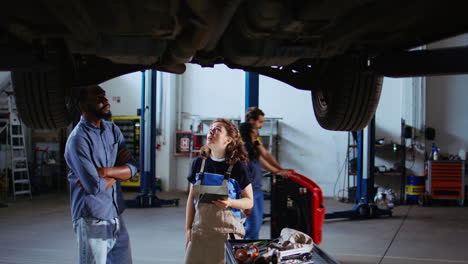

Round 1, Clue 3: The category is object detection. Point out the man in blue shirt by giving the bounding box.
[65,85,137,264]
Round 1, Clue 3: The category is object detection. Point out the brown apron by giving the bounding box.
[185,158,245,264]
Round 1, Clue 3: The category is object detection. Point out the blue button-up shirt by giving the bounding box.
[65,117,137,221]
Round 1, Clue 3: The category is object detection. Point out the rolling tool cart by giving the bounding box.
[224,172,340,264]
[270,172,325,245]
[424,160,465,206]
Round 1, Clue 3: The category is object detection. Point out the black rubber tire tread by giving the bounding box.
[11,71,71,129]
[312,56,383,131]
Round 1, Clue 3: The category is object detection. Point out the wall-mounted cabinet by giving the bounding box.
[175,131,203,156]
[175,118,241,157]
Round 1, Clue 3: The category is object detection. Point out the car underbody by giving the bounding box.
[1,0,468,130]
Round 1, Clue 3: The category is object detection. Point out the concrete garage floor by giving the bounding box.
[0,192,467,264]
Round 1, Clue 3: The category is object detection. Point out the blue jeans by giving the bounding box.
[244,190,264,239]
[73,216,132,264]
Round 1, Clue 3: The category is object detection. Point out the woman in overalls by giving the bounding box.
[185,118,253,264]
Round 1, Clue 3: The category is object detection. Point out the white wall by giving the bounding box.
[374,77,405,180]
[426,75,468,154]
[426,34,468,158]
[154,72,179,191]
[174,64,246,191]
[258,75,348,196]
[101,72,142,116]
[180,64,246,119]
[375,78,404,145]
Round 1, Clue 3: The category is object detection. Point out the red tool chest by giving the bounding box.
[427,161,465,206]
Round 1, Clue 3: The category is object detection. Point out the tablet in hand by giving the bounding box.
[199,193,228,203]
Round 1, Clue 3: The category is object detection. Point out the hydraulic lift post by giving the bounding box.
[325,116,392,219]
[126,70,178,207]
[245,72,259,109]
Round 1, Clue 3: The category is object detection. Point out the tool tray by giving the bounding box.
[225,239,340,264]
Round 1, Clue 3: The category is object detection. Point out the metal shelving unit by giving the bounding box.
[258,117,282,161]
[257,118,282,195]
[112,116,141,188]
[345,119,407,204]
[373,119,406,204]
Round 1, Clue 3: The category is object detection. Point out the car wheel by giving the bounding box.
[11,71,75,129]
[312,56,383,131]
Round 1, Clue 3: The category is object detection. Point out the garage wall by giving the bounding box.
[375,78,404,145]
[258,76,348,196]
[426,75,468,154]
[174,64,246,191]
[179,64,246,119]
[375,77,406,178]
[426,34,468,159]
[100,72,142,116]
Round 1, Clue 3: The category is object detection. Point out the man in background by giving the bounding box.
[243,107,293,239]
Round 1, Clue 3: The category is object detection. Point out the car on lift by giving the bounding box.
[1,0,468,131]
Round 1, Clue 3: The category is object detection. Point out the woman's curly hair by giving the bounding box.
[200,118,248,165]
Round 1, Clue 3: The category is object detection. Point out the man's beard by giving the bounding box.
[93,106,112,120]
[98,111,112,120]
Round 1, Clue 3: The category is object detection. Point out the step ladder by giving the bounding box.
[2,90,32,200]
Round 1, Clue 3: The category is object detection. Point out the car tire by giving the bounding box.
[312,56,383,131]
[11,71,74,129]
